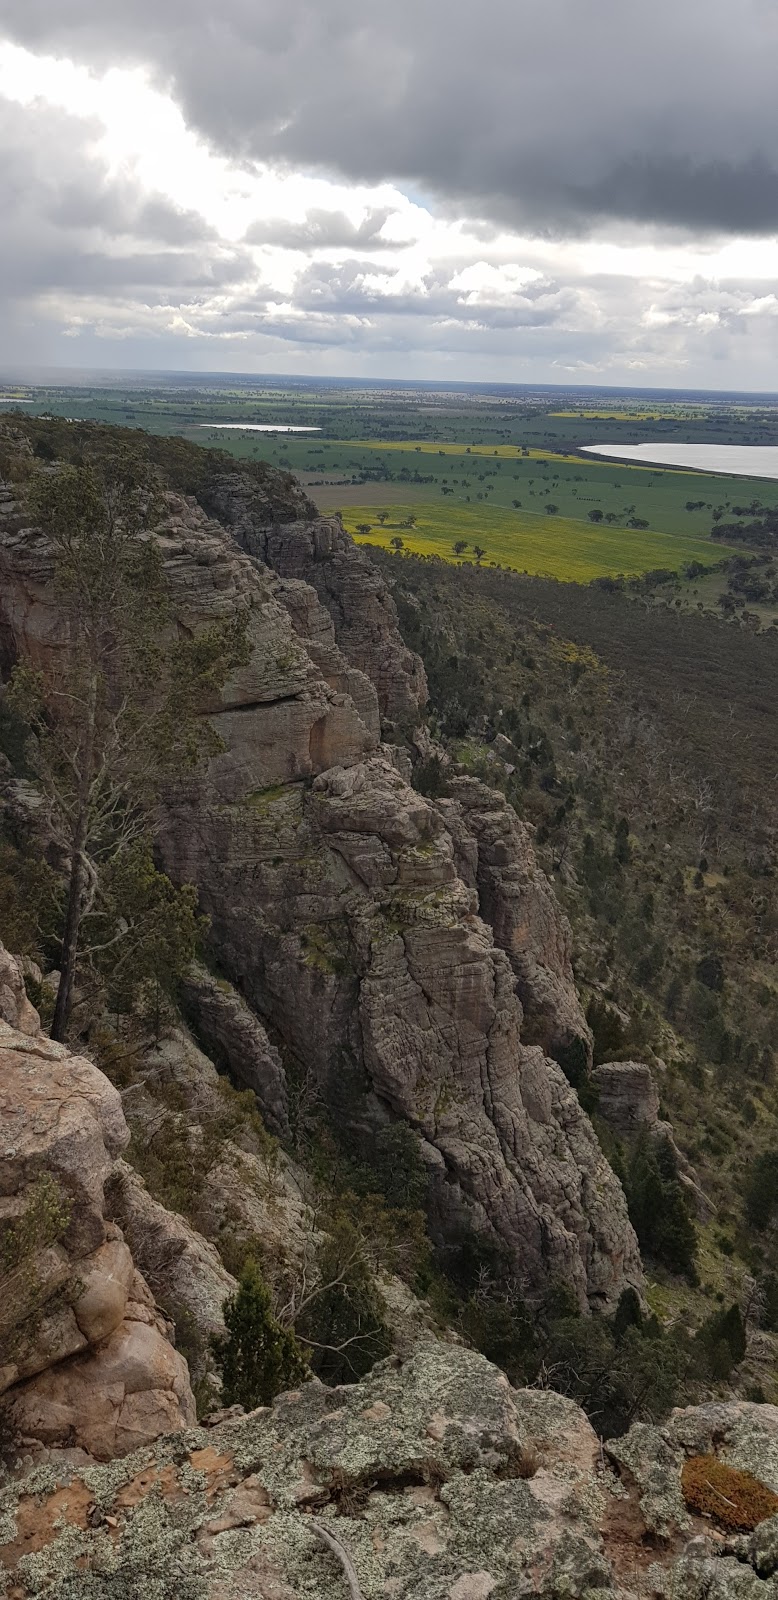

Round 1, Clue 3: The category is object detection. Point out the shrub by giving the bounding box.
[613,1286,644,1343]
[682,1455,778,1531]
[625,1137,697,1280]
[695,1303,747,1379]
[745,1152,778,1230]
[297,1214,392,1385]
[412,754,449,799]
[212,1257,309,1409]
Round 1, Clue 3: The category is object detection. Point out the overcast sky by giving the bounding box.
[2,1,778,387]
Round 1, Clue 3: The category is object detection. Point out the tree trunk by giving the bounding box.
[50,821,88,1042]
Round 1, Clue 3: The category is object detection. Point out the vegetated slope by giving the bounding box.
[378,548,778,1338]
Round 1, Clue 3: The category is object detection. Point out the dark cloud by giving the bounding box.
[5,0,778,234]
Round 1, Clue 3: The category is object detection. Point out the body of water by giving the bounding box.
[582,443,778,479]
[198,423,321,433]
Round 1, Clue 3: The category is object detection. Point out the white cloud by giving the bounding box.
[3,36,778,384]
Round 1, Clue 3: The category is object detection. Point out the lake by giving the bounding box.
[198,423,321,433]
[582,443,778,479]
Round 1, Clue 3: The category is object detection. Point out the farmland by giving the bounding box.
[3,372,778,585]
[338,501,738,582]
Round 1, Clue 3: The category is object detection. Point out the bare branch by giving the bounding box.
[308,1521,365,1600]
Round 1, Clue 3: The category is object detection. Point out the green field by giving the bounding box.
[5,377,778,584]
[339,501,739,581]
[304,436,778,542]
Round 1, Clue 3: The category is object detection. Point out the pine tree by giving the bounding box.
[213,1258,309,1410]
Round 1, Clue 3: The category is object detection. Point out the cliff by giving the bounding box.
[0,456,641,1314]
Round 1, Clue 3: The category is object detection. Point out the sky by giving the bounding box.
[2,1,778,387]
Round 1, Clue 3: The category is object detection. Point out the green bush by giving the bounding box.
[625,1137,698,1280]
[745,1153,778,1230]
[212,1258,309,1409]
[297,1216,392,1386]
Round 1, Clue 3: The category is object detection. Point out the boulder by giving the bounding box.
[0,950,196,1455]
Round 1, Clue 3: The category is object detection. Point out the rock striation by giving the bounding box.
[0,464,642,1312]
[4,1344,778,1597]
[0,945,196,1459]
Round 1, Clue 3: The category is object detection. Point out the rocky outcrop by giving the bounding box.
[0,465,642,1313]
[591,1061,662,1141]
[105,1161,236,1350]
[0,485,379,797]
[109,1022,317,1307]
[161,752,642,1310]
[5,1345,778,1598]
[208,482,428,731]
[593,1060,712,1221]
[181,962,291,1139]
[438,776,593,1069]
[0,953,196,1458]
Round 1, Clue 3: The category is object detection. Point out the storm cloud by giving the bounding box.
[4,0,778,234]
[2,3,778,380]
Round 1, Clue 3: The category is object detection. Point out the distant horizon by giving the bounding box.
[4,365,778,404]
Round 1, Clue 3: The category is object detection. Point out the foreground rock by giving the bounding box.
[4,1345,778,1597]
[0,952,196,1458]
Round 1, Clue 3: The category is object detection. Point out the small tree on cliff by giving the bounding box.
[8,457,248,1040]
[213,1257,309,1408]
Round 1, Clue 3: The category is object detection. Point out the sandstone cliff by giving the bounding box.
[0,460,642,1312]
[0,943,195,1459]
[3,1342,778,1598]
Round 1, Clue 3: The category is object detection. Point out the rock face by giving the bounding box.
[0,950,196,1458]
[4,1345,778,1598]
[181,961,291,1140]
[591,1061,661,1141]
[105,1161,237,1351]
[208,484,428,732]
[0,467,642,1312]
[0,944,39,1037]
[439,776,593,1069]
